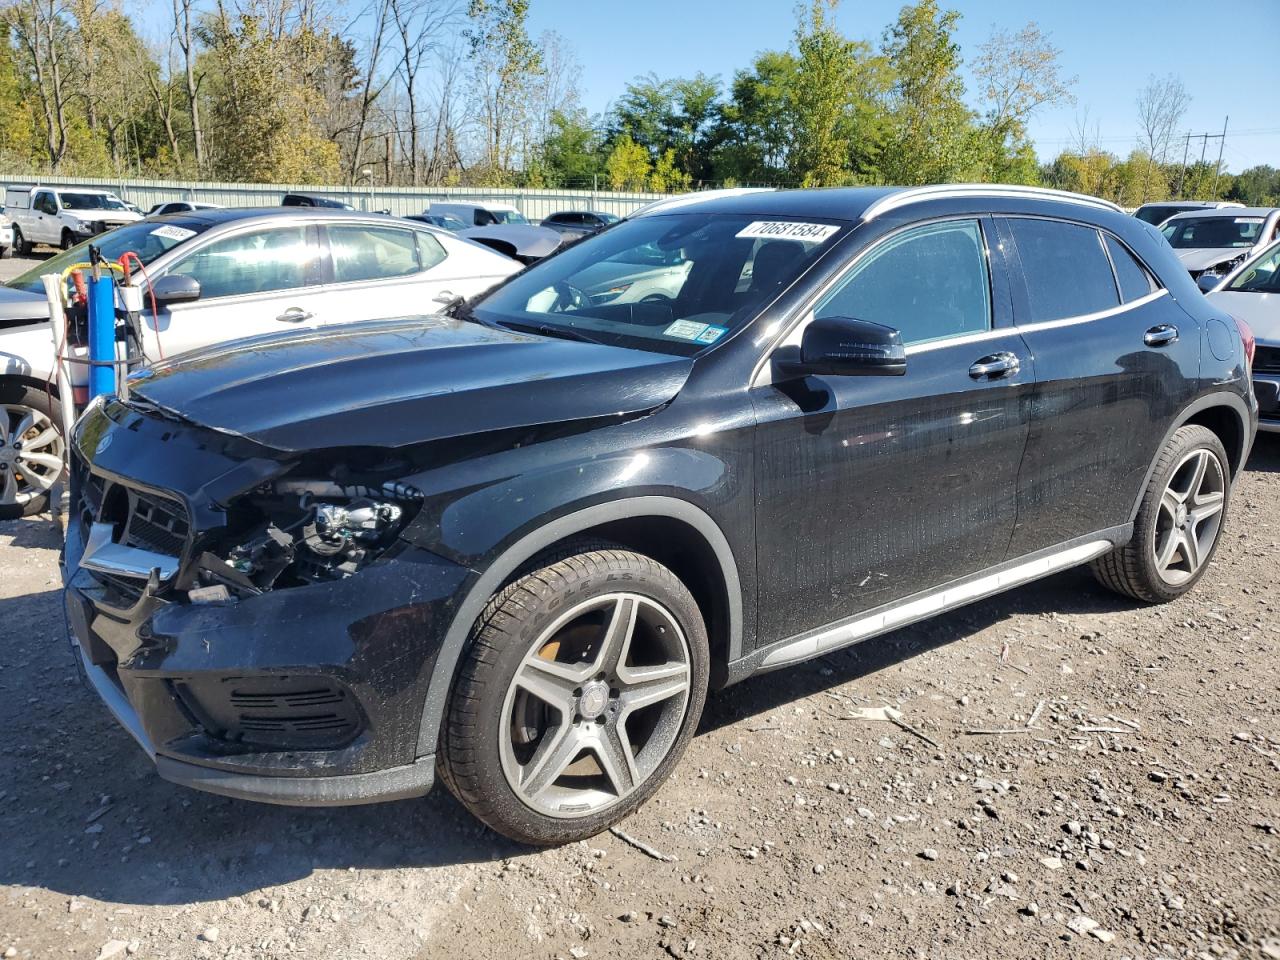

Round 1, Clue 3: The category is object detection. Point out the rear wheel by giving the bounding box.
[0,382,65,520]
[439,546,708,845]
[1091,425,1229,603]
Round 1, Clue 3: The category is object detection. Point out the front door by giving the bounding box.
[751,217,1033,646]
[143,223,326,359]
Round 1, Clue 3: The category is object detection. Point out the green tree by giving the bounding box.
[789,0,890,187]
[541,108,604,186]
[0,22,37,166]
[466,0,543,177]
[879,0,979,185]
[1229,165,1280,206]
[715,50,798,183]
[649,147,691,192]
[604,133,650,190]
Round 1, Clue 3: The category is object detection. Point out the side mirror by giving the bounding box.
[1196,273,1222,293]
[149,274,201,306]
[774,315,907,379]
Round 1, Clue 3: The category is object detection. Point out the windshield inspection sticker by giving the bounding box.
[150,224,196,242]
[695,325,727,344]
[664,319,710,341]
[736,220,839,242]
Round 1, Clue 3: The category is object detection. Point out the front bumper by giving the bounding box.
[1255,373,1280,433]
[63,500,471,805]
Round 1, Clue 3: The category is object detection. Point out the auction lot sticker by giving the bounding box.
[735,221,840,242]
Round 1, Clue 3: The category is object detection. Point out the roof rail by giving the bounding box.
[861,184,1124,222]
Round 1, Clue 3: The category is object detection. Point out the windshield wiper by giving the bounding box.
[497,319,608,346]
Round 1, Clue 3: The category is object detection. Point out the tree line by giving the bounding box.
[0,0,1276,207]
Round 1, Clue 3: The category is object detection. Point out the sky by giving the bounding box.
[526,0,1280,172]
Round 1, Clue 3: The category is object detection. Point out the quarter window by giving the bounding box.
[1008,218,1118,321]
[329,224,422,283]
[168,227,316,299]
[1104,235,1156,302]
[815,219,991,345]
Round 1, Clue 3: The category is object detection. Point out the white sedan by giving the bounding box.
[0,208,520,517]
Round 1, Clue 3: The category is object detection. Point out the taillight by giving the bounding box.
[1234,316,1256,370]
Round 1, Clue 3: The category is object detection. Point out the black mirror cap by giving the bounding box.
[776,315,907,379]
[150,274,201,305]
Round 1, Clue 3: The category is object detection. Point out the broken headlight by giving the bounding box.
[191,479,424,601]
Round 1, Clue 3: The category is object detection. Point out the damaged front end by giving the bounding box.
[62,397,469,805]
[190,474,425,603]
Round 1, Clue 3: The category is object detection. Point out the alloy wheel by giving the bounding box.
[0,404,64,507]
[1152,447,1225,586]
[499,592,692,818]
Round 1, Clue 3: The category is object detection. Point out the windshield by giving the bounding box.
[1135,204,1198,225]
[6,219,209,293]
[58,192,114,211]
[494,209,529,224]
[473,212,845,356]
[598,213,620,224]
[1162,216,1263,249]
[1226,242,1280,293]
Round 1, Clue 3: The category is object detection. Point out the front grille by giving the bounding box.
[123,491,189,555]
[1255,345,1280,374]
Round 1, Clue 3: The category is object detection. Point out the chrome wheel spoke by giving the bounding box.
[17,451,62,474]
[591,724,639,797]
[515,657,583,712]
[1160,488,1182,518]
[1180,528,1202,571]
[0,468,17,503]
[596,596,639,676]
[618,663,689,713]
[520,722,582,799]
[1155,529,1179,571]
[1190,494,1224,527]
[1184,451,1210,501]
[11,411,35,443]
[22,426,59,451]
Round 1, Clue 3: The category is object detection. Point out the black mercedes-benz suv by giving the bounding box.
[63,185,1258,845]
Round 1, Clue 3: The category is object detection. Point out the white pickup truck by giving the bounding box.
[3,185,142,253]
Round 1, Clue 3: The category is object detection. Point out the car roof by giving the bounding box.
[634,184,1121,222]
[429,200,520,211]
[1163,206,1280,221]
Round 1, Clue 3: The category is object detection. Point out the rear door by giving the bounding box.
[143,223,327,357]
[751,217,1034,643]
[998,216,1202,556]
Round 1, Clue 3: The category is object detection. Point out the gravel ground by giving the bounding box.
[1,437,1278,960]
[0,252,48,283]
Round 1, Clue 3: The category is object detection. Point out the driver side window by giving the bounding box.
[167,227,317,299]
[815,219,992,346]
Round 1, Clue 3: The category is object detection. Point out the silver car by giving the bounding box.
[1206,237,1280,433]
[1161,206,1280,280]
[0,207,520,518]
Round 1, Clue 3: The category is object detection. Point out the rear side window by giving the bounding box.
[415,231,447,270]
[1008,218,1118,322]
[1104,235,1155,302]
[815,219,991,345]
[329,224,421,282]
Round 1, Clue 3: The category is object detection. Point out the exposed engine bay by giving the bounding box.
[191,478,424,601]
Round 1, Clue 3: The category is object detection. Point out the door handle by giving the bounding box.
[276,307,313,323]
[1144,323,1179,347]
[968,352,1021,380]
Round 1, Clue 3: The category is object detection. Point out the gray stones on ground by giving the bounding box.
[919,848,939,861]
[197,926,219,943]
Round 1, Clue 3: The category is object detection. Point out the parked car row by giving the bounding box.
[56,184,1256,847]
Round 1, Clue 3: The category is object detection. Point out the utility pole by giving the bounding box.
[1210,116,1228,200]
[1185,119,1228,200]
[1174,131,1191,199]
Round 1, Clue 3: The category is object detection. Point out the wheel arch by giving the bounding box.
[415,496,743,758]
[1130,391,1253,521]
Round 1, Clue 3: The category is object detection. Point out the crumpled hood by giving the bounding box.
[0,283,50,325]
[1206,290,1280,344]
[131,315,692,451]
[1175,247,1252,272]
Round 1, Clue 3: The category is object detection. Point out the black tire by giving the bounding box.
[11,226,28,257]
[0,242,11,260]
[1091,424,1230,603]
[0,381,64,520]
[438,545,709,846]
[60,229,74,251]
